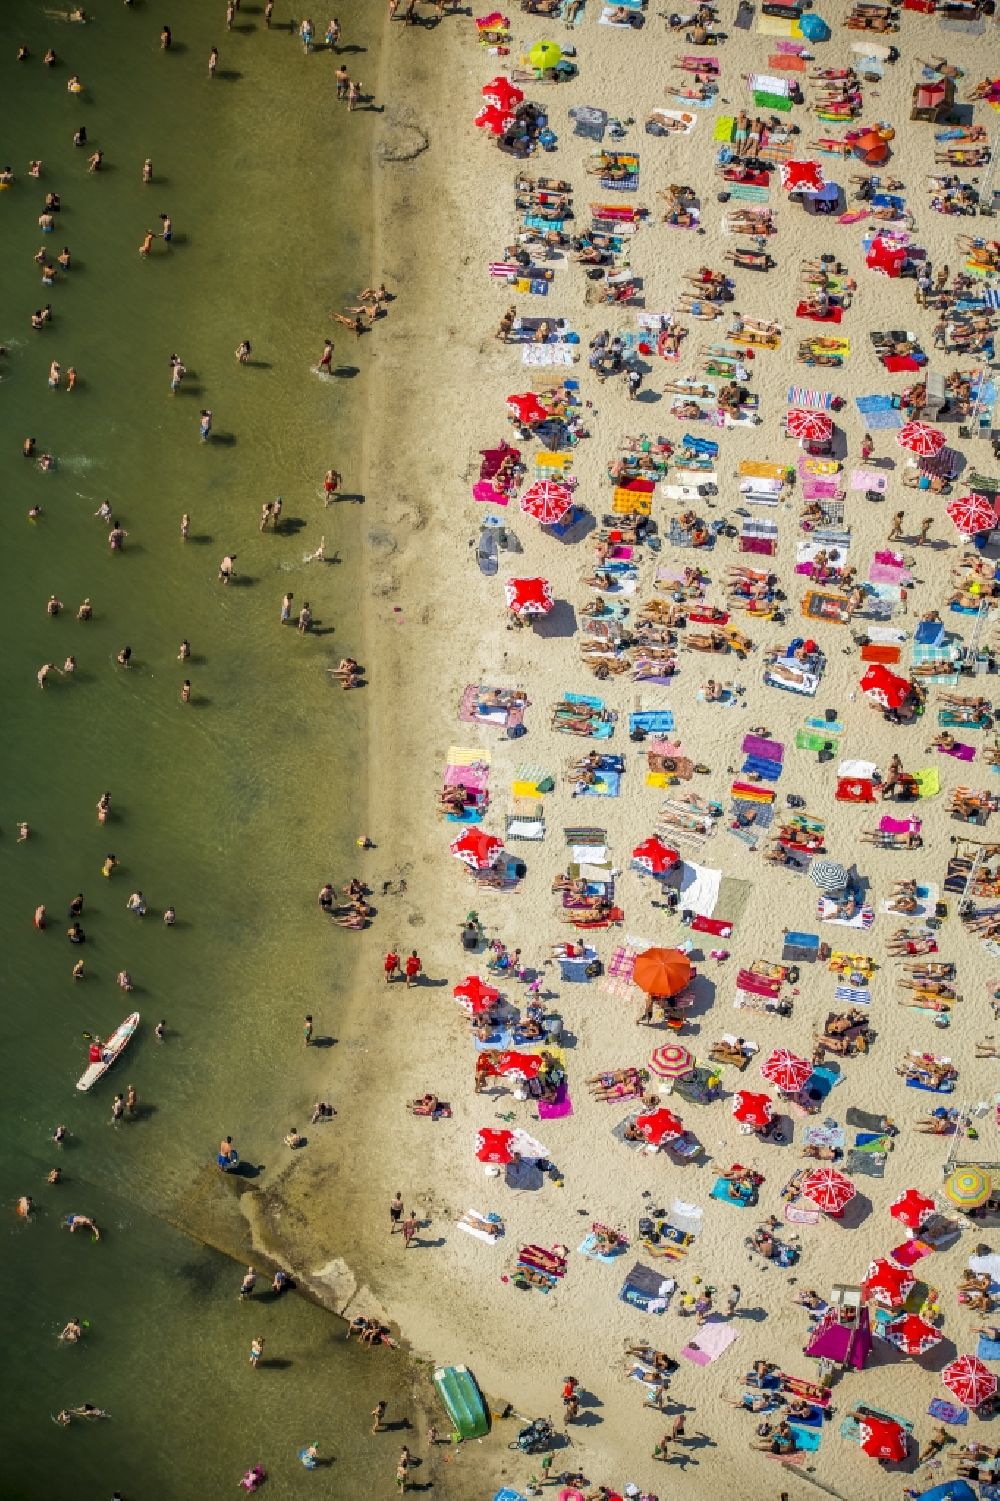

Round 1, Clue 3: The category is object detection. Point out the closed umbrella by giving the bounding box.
[786,407,833,442]
[897,421,946,457]
[519,481,573,526]
[632,947,693,998]
[635,1106,684,1146]
[885,1313,942,1357]
[505,577,554,617]
[800,1166,856,1215]
[859,1415,908,1463]
[943,1354,998,1409]
[943,1166,992,1210]
[453,976,500,1015]
[863,1257,915,1309]
[809,859,849,893]
[761,1048,813,1094]
[450,828,504,870]
[889,1188,935,1232]
[648,1042,694,1079]
[732,1090,773,1131]
[632,837,679,875]
[946,492,996,536]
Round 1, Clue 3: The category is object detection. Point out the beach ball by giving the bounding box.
[529,39,562,70]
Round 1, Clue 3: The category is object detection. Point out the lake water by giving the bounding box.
[0,0,410,1492]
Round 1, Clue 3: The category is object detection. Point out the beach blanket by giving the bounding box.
[538,1082,573,1120]
[681,1319,740,1365]
[818,897,875,930]
[619,1262,676,1314]
[928,1398,969,1426]
[787,1424,823,1452]
[456,1208,505,1244]
[978,1334,1000,1361]
[840,1406,913,1444]
[578,1231,626,1263]
[710,1177,755,1208]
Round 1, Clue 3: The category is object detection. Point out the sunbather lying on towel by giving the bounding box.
[588,1067,645,1100]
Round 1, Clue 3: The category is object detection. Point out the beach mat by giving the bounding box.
[928,1398,969,1426]
[788,1423,822,1452]
[538,1082,573,1120]
[680,1319,739,1364]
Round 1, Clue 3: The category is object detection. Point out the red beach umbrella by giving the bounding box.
[450,827,504,870]
[780,159,826,194]
[635,1106,685,1146]
[946,492,997,536]
[648,1042,694,1079]
[862,1257,915,1309]
[474,103,514,135]
[507,391,549,425]
[885,1313,942,1357]
[786,407,833,442]
[859,1414,908,1463]
[889,1188,936,1232]
[860,664,910,712]
[494,1049,543,1080]
[504,576,554,617]
[632,836,679,875]
[760,1048,813,1094]
[866,234,906,277]
[942,1355,998,1409]
[453,976,501,1015]
[519,480,573,526]
[632,947,693,998]
[800,1166,856,1215]
[475,1127,516,1164]
[482,75,523,109]
[732,1090,774,1131]
[897,421,946,457]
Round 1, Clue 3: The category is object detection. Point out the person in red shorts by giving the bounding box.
[404,951,422,988]
[384,949,400,983]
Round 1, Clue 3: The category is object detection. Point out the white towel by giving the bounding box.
[838,759,877,779]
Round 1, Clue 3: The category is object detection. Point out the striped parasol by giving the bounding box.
[943,1166,992,1210]
[809,859,849,893]
[648,1042,694,1079]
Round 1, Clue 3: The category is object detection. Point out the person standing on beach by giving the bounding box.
[401,1210,418,1248]
[335,65,348,99]
[371,1400,387,1434]
[318,339,334,373]
[208,46,219,78]
[726,1283,741,1317]
[323,468,342,504]
[888,510,904,542]
[264,0,274,24]
[404,950,422,988]
[384,948,400,982]
[281,591,293,624]
[389,1192,404,1233]
[303,1015,313,1046]
[347,78,360,111]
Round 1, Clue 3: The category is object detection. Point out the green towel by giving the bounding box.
[914,767,941,799]
[795,730,836,752]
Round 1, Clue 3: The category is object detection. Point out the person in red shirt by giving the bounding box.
[404,951,422,988]
[383,950,400,983]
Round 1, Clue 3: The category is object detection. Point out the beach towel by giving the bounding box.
[538,1082,573,1120]
[681,1319,740,1365]
[840,1407,913,1444]
[787,1423,822,1452]
[818,897,875,930]
[577,1232,625,1263]
[710,1178,755,1208]
[928,1397,969,1426]
[456,1208,504,1244]
[914,769,941,799]
[978,1334,1000,1361]
[782,931,819,962]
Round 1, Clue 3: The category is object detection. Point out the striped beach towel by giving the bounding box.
[835,983,871,1006]
[787,387,834,410]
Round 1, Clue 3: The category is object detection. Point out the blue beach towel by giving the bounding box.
[788,1423,822,1452]
[629,710,674,734]
[928,1397,969,1426]
[710,1178,755,1207]
[978,1334,1000,1361]
[580,771,621,797]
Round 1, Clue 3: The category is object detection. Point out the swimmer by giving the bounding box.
[199,409,213,441]
[63,656,76,675]
[126,890,146,916]
[142,158,152,183]
[52,1124,68,1146]
[154,1019,166,1041]
[87,150,103,173]
[66,366,76,391]
[162,907,176,925]
[284,1127,304,1149]
[180,512,190,539]
[67,74,82,93]
[181,679,192,703]
[64,1213,100,1239]
[235,339,252,363]
[97,792,111,823]
[17,1195,33,1219]
[116,646,132,669]
[73,127,87,148]
[28,505,42,521]
[178,640,190,660]
[218,553,234,584]
[101,854,118,878]
[170,357,186,392]
[208,46,218,77]
[58,1319,83,1342]
[29,161,42,178]
[116,969,133,991]
[160,24,172,47]
[48,361,60,388]
[46,1167,61,1184]
[95,499,112,521]
[47,594,63,615]
[77,599,92,620]
[37,663,59,689]
[72,959,85,980]
[17,822,30,842]
[323,468,342,504]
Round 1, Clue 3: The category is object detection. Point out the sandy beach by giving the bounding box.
[247,2,1000,1498]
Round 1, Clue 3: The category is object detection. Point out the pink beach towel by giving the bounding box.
[473,482,510,506]
[444,763,489,790]
[939,742,976,762]
[537,1083,574,1120]
[681,1319,740,1365]
[891,1238,932,1267]
[879,815,921,834]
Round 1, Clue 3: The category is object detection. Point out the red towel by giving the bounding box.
[691,914,734,936]
[835,777,876,803]
[860,643,901,664]
[882,354,922,373]
[795,302,843,324]
[689,609,730,625]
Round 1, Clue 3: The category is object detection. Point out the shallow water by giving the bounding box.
[0,0,406,1491]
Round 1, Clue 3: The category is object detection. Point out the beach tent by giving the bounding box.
[450,828,505,870]
[862,1258,916,1309]
[761,1049,812,1093]
[859,1414,908,1463]
[804,1305,872,1370]
[505,577,554,617]
[889,1188,935,1232]
[860,664,910,712]
[942,1354,998,1408]
[897,421,946,457]
[800,1166,856,1215]
[632,948,693,999]
[946,492,997,536]
[453,976,501,1015]
[648,1042,694,1079]
[884,1313,942,1357]
[732,1090,773,1131]
[519,481,573,526]
[635,1106,685,1145]
[632,837,679,876]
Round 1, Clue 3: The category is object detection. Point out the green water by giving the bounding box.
[0,1,407,1493]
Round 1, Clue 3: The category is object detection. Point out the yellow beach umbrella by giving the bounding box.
[529,39,561,71]
[943,1166,991,1210]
